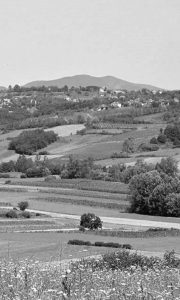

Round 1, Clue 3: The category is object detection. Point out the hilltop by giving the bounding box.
[24,74,160,91]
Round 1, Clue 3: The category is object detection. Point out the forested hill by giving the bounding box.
[24,74,160,91]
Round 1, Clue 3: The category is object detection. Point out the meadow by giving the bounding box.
[0,231,180,262]
[0,114,180,299]
[0,249,180,299]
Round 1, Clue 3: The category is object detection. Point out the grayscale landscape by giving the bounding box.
[0,0,180,299]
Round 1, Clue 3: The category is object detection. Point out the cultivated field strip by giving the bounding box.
[33,196,129,211]
[9,179,129,194]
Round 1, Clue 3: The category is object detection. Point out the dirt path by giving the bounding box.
[19,208,180,230]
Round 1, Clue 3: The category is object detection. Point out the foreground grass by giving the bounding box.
[0,251,180,299]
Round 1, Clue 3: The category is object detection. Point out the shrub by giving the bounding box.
[77,128,86,135]
[68,240,92,246]
[122,244,133,249]
[156,157,178,177]
[6,210,18,218]
[80,213,102,230]
[157,134,167,144]
[122,138,135,153]
[26,166,51,178]
[38,151,49,155]
[20,174,27,179]
[5,180,11,184]
[111,152,130,159]
[150,137,158,144]
[94,242,105,247]
[18,201,29,211]
[21,211,31,218]
[79,226,85,232]
[138,143,159,152]
[0,173,10,178]
[101,250,163,270]
[0,160,15,172]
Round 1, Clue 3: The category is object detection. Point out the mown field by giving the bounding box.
[0,231,180,261]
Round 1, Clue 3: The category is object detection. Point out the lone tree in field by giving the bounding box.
[18,201,29,211]
[122,138,135,154]
[80,213,102,230]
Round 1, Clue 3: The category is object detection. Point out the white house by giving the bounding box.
[111,102,122,108]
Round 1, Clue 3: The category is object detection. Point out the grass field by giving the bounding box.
[0,231,179,262]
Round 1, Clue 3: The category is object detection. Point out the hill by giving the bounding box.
[0,86,6,91]
[24,75,160,91]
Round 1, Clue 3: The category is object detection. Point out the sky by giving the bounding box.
[0,0,180,89]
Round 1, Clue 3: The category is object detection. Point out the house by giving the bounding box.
[97,104,108,111]
[111,102,122,108]
[114,90,125,95]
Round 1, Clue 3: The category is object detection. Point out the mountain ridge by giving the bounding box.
[24,74,161,91]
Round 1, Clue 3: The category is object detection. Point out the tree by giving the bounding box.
[13,84,21,92]
[122,138,135,153]
[129,170,162,214]
[18,201,29,211]
[15,155,34,173]
[164,124,180,142]
[165,193,180,217]
[80,213,102,230]
[157,134,167,144]
[156,157,178,177]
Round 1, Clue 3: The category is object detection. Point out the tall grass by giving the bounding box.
[0,250,179,299]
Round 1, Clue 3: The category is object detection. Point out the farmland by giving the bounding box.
[0,109,180,299]
[0,231,180,262]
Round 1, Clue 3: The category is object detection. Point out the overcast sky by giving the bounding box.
[0,0,179,89]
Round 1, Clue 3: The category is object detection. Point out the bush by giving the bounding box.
[68,240,132,249]
[6,210,18,218]
[77,128,86,135]
[18,201,29,211]
[79,226,85,232]
[138,143,159,152]
[20,174,27,179]
[0,173,10,178]
[156,157,178,177]
[21,211,31,218]
[122,244,133,249]
[0,160,15,172]
[38,151,49,155]
[26,166,51,178]
[80,213,102,230]
[150,137,158,144]
[68,240,92,246]
[157,134,167,144]
[5,180,11,184]
[111,152,130,159]
[101,250,163,270]
[122,138,135,153]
